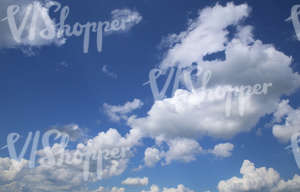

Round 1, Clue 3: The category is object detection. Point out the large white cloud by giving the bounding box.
[218,160,300,192]
[128,2,300,166]
[159,2,250,69]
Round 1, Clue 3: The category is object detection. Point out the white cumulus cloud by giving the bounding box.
[218,160,300,192]
[209,143,234,158]
[128,2,300,166]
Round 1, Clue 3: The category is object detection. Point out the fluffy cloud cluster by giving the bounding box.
[161,138,203,165]
[0,126,143,192]
[104,99,144,122]
[272,100,300,143]
[0,158,27,184]
[76,128,142,180]
[1,2,300,191]
[143,142,234,167]
[128,2,300,166]
[218,160,300,192]
[143,138,203,167]
[0,156,88,192]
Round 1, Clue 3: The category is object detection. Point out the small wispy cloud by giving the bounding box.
[102,65,118,79]
[110,8,142,32]
[103,99,144,122]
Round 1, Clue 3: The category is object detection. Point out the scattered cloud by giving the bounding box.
[272,100,300,143]
[143,138,203,167]
[122,177,148,186]
[162,185,195,192]
[141,185,160,192]
[218,160,300,192]
[162,138,202,165]
[0,127,143,192]
[144,147,162,167]
[103,99,144,122]
[102,65,118,79]
[209,143,234,158]
[110,8,142,33]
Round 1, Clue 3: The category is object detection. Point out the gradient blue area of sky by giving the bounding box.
[0,0,300,191]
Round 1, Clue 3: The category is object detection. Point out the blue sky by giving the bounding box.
[1,0,300,192]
